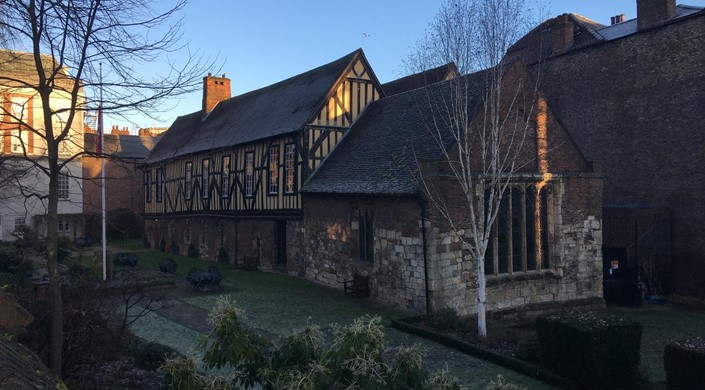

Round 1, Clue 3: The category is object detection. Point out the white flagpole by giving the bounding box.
[99,63,107,281]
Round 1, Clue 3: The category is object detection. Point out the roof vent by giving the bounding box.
[610,14,625,25]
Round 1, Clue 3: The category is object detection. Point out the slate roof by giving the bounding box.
[382,63,458,97]
[302,70,487,196]
[593,5,702,41]
[84,133,159,159]
[146,49,362,164]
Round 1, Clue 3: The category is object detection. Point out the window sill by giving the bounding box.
[486,269,559,286]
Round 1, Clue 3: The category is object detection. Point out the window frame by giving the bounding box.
[184,162,193,200]
[14,216,26,230]
[58,172,69,199]
[144,169,152,203]
[484,184,551,276]
[221,155,231,198]
[201,158,210,199]
[155,168,163,203]
[284,143,296,194]
[268,145,280,195]
[245,152,254,198]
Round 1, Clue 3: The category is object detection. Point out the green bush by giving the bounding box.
[132,340,181,370]
[536,310,642,390]
[0,247,23,271]
[187,243,198,258]
[486,375,527,390]
[427,307,460,331]
[159,239,167,252]
[169,240,179,255]
[664,337,705,390]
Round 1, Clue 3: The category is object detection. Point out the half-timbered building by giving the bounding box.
[143,49,383,270]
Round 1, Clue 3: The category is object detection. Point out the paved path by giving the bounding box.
[128,275,554,390]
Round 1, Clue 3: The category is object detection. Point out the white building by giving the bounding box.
[0,50,85,241]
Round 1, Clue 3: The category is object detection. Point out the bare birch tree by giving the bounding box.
[407,0,540,338]
[0,0,210,375]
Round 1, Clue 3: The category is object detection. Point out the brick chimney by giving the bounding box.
[637,0,675,30]
[202,73,231,116]
[550,14,575,56]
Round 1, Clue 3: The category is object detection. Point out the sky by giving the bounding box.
[116,0,705,131]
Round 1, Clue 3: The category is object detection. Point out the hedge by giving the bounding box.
[536,311,641,389]
[664,337,705,390]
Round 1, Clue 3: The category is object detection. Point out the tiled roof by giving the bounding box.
[382,63,458,96]
[146,49,362,164]
[302,70,488,196]
[84,133,158,159]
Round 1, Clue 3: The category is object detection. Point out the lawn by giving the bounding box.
[607,305,705,383]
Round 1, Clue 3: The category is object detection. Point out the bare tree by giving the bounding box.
[407,0,541,338]
[0,0,211,375]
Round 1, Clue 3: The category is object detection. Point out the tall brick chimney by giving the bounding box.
[550,14,575,56]
[637,0,676,31]
[202,73,231,116]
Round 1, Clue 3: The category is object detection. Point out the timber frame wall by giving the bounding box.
[144,57,382,219]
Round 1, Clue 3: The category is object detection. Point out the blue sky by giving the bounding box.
[118,0,705,130]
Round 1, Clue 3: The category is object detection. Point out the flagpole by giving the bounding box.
[99,63,107,281]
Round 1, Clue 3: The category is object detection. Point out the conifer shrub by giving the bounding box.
[664,337,705,390]
[536,310,641,389]
[217,247,229,264]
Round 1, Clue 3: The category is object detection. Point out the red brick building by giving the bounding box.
[508,0,705,297]
[83,132,158,239]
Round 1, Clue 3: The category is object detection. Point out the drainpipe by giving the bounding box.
[420,200,431,316]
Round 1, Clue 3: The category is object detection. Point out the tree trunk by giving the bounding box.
[47,159,63,376]
[477,253,487,338]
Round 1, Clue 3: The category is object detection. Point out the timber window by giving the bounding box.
[221,155,231,198]
[284,143,295,194]
[184,162,193,200]
[268,145,279,195]
[156,168,163,202]
[144,170,152,203]
[202,159,210,199]
[485,184,551,275]
[245,152,254,197]
[10,97,27,121]
[11,130,28,153]
[58,173,69,199]
[14,217,25,230]
[358,209,374,263]
[58,217,70,233]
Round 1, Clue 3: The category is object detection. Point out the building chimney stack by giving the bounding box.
[637,0,675,31]
[202,73,231,116]
[611,14,625,25]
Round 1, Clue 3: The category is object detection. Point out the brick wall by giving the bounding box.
[527,13,705,295]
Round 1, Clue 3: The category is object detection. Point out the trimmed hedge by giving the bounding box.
[536,311,641,390]
[664,337,705,390]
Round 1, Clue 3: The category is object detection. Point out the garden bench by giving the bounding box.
[186,267,223,291]
[344,274,370,297]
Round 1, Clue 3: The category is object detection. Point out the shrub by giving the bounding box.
[132,340,181,370]
[142,238,151,249]
[217,247,229,264]
[486,375,527,390]
[427,307,460,331]
[536,310,642,389]
[187,243,198,258]
[159,239,167,252]
[0,247,23,271]
[169,240,179,255]
[160,356,205,390]
[664,337,705,390]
